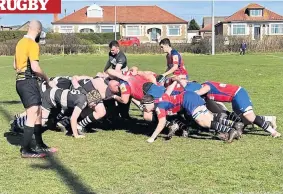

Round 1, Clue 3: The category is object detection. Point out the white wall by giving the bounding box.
[53,24,120,33]
[187,32,198,43]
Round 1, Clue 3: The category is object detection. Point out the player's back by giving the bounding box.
[15,37,38,78]
[204,81,240,102]
[156,93,184,115]
[127,75,148,100]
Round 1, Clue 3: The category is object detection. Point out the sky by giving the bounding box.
[0,1,282,28]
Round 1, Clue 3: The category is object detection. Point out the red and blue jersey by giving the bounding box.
[166,49,188,77]
[119,75,148,101]
[203,81,241,102]
[155,93,184,119]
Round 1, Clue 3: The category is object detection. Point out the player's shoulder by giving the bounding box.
[171,49,179,55]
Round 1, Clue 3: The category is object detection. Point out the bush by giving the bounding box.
[0,31,27,42]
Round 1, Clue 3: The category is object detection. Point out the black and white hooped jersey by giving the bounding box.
[40,76,72,94]
[41,88,87,111]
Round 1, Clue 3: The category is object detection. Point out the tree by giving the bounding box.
[188,19,200,30]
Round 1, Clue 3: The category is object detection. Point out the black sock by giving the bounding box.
[22,125,34,150]
[211,121,233,133]
[227,112,242,122]
[254,116,270,131]
[34,124,44,146]
[79,113,96,127]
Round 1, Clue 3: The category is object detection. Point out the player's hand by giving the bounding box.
[171,76,179,81]
[74,134,85,138]
[147,137,155,143]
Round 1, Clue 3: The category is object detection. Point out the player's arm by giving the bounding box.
[196,84,211,96]
[165,81,178,95]
[70,106,84,138]
[163,55,179,77]
[138,71,157,84]
[115,54,126,72]
[29,44,49,83]
[172,76,188,88]
[114,94,130,104]
[103,60,112,72]
[147,107,167,143]
[107,69,129,82]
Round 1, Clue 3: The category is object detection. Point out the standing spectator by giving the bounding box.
[240,40,247,55]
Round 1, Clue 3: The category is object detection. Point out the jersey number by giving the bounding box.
[70,89,81,95]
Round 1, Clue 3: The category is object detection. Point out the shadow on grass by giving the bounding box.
[0,105,97,194]
[0,100,22,105]
[31,154,96,194]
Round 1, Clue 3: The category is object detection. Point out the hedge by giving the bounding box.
[0,31,121,45]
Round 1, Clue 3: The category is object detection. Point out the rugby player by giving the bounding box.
[196,81,280,137]
[41,86,103,138]
[158,38,188,84]
[71,75,112,130]
[14,20,55,158]
[141,91,242,143]
[103,40,128,74]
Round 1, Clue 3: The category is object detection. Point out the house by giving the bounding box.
[0,21,30,31]
[199,16,227,38]
[215,3,283,40]
[51,4,188,43]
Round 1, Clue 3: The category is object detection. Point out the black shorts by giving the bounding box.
[16,79,42,109]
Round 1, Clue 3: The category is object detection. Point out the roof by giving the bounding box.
[199,24,212,32]
[200,16,227,32]
[224,3,283,22]
[52,5,187,24]
[202,16,227,27]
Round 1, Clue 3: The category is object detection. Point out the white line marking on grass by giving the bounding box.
[264,55,283,59]
[0,56,63,69]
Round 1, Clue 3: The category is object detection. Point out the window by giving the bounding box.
[80,28,94,33]
[232,24,246,35]
[60,26,74,33]
[167,25,181,36]
[270,24,283,35]
[101,26,114,33]
[126,26,142,36]
[250,9,263,17]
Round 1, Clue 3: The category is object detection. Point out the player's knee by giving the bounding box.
[26,106,40,116]
[243,109,256,123]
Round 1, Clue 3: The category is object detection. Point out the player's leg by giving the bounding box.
[16,79,46,158]
[183,91,240,142]
[192,106,240,143]
[78,103,106,131]
[232,88,280,137]
[34,106,58,153]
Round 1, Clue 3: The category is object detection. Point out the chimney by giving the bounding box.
[53,14,59,22]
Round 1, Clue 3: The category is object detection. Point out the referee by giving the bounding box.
[14,20,55,158]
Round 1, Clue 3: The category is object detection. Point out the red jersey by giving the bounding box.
[155,93,184,119]
[203,81,241,102]
[166,49,188,77]
[119,75,148,101]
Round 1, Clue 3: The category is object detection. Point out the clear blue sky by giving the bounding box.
[0,1,282,28]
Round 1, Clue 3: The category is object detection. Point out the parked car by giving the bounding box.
[118,37,140,47]
[192,35,202,44]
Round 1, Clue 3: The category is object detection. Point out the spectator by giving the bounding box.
[240,40,247,55]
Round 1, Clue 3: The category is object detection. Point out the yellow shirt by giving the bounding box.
[15,35,39,79]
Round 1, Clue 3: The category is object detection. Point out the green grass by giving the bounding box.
[0,53,283,194]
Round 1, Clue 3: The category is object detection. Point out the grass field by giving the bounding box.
[0,53,283,194]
